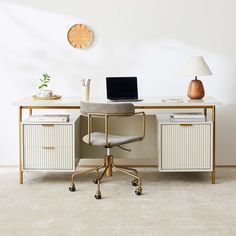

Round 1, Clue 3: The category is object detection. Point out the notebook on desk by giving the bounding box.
[106,77,143,101]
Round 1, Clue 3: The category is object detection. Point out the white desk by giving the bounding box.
[14,96,220,108]
[14,96,220,184]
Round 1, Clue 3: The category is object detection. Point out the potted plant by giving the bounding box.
[37,73,53,97]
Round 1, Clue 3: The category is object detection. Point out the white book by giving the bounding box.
[171,112,205,119]
[162,98,183,103]
[28,114,69,123]
[170,117,206,122]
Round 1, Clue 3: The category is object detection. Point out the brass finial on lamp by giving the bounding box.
[184,56,213,99]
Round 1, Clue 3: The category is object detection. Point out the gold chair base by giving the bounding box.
[70,155,142,199]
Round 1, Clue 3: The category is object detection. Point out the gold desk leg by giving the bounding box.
[212,171,215,184]
[212,105,216,184]
[19,106,23,184]
[29,108,32,116]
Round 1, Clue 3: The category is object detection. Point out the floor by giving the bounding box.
[0,167,236,236]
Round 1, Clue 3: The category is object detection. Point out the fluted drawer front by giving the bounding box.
[160,123,212,171]
[23,147,73,170]
[23,124,73,147]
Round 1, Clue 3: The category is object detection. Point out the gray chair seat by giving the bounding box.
[83,132,142,147]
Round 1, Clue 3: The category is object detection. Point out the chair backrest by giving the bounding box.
[80,101,135,115]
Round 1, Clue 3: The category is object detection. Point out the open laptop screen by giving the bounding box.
[106,77,138,100]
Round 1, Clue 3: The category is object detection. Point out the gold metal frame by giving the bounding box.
[18,104,216,185]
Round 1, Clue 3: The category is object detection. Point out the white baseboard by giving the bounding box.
[0,159,157,168]
[1,159,236,168]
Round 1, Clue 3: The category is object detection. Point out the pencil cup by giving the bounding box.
[82,85,90,101]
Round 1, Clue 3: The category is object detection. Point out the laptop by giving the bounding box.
[106,77,143,101]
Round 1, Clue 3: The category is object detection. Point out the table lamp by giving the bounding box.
[184,56,213,99]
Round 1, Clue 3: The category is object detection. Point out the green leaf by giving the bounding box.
[38,73,51,90]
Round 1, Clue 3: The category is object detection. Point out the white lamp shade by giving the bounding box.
[183,56,213,77]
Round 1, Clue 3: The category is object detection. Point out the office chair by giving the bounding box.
[69,101,146,199]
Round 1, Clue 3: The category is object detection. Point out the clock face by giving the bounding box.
[67,24,93,49]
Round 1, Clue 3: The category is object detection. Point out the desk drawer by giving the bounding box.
[23,147,73,170]
[159,123,212,171]
[23,124,73,148]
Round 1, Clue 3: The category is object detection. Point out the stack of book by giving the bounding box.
[28,114,69,123]
[170,113,206,122]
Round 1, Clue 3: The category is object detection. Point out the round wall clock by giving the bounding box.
[67,24,93,49]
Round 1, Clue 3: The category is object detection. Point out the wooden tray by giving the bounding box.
[32,95,62,100]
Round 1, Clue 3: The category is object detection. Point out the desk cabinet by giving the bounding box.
[158,120,213,172]
[22,116,80,171]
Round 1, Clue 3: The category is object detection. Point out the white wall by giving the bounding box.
[0,0,236,165]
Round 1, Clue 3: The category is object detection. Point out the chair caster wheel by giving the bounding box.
[95,193,102,199]
[93,178,98,184]
[69,183,76,192]
[131,179,138,186]
[135,187,142,196]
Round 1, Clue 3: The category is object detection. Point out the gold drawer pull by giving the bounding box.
[42,146,55,150]
[42,124,55,127]
[180,124,193,126]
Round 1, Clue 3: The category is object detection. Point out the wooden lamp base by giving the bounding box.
[187,79,205,99]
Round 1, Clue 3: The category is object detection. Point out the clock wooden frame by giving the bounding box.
[67,24,93,49]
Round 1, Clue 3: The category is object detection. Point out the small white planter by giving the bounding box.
[37,90,53,97]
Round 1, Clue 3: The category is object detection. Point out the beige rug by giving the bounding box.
[0,167,236,236]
